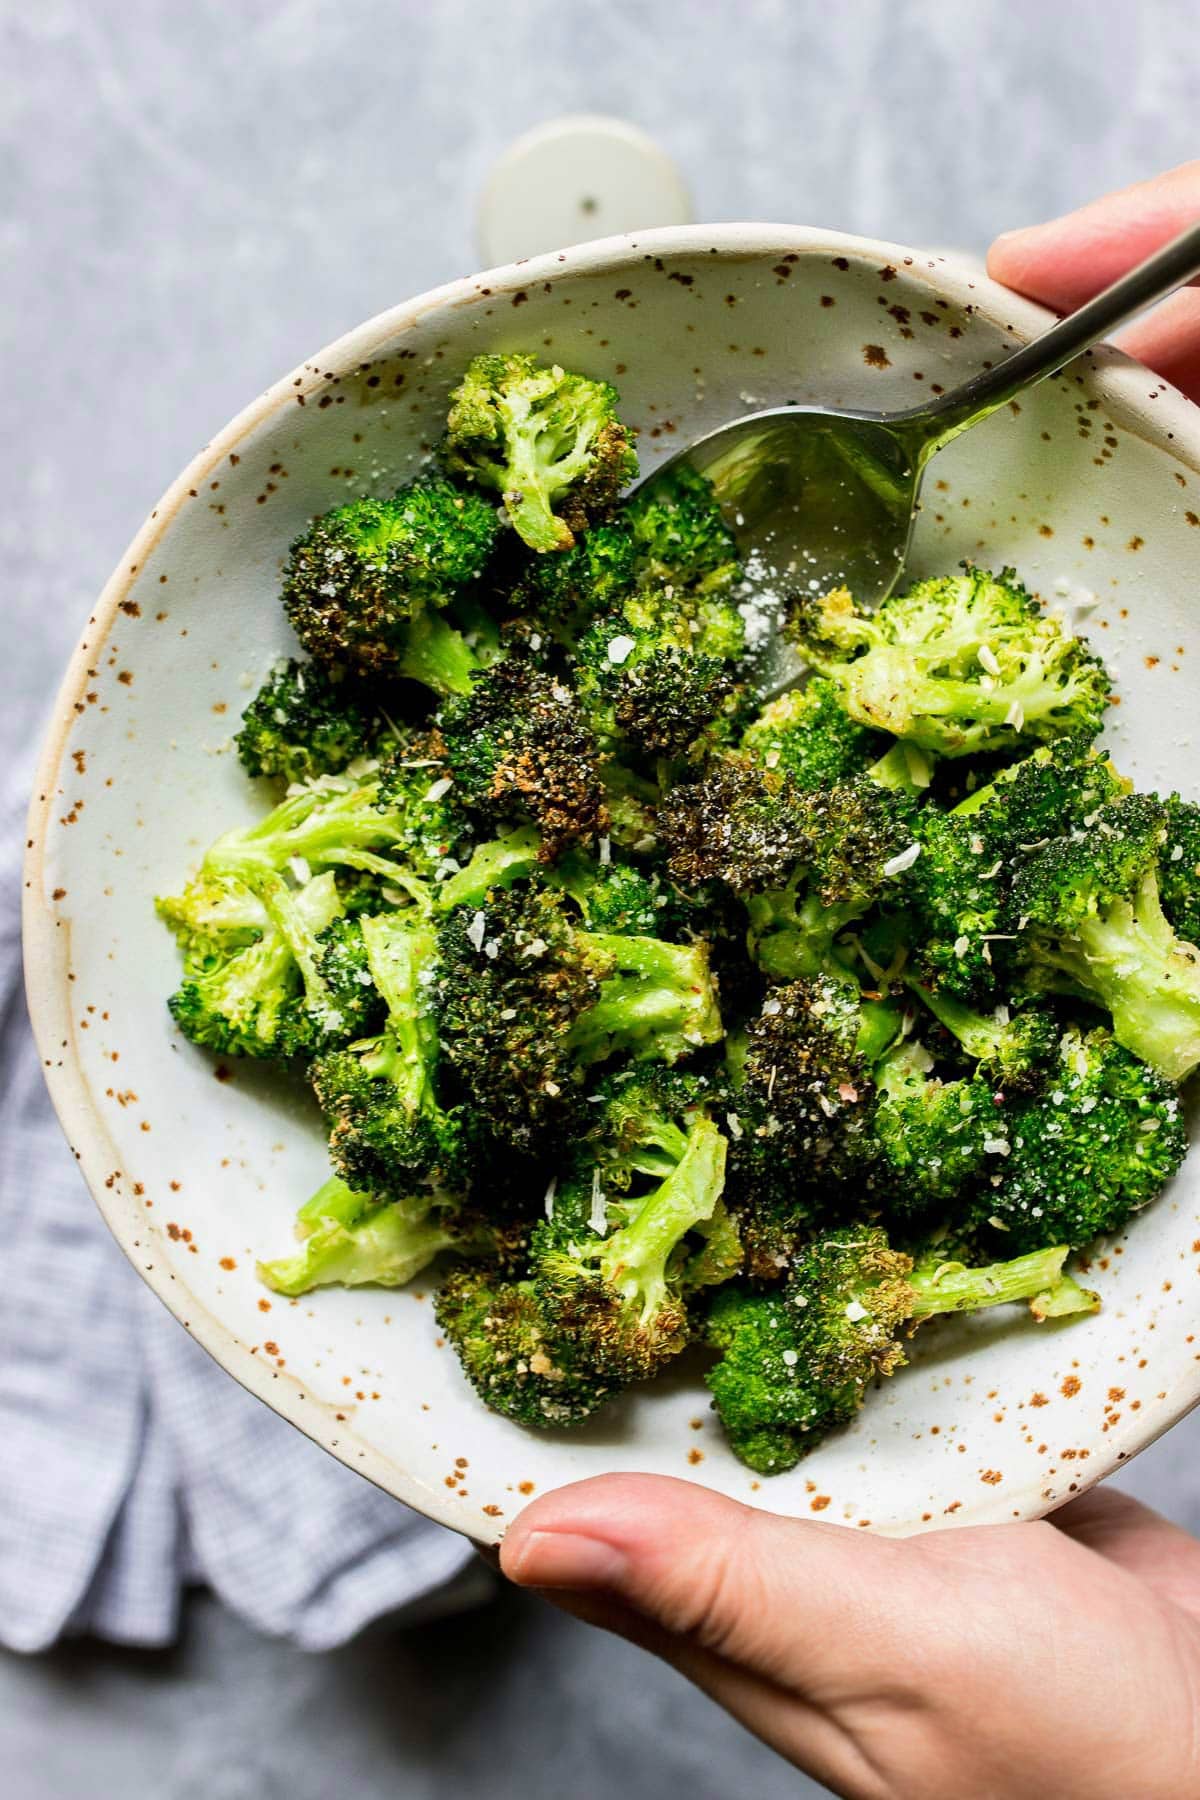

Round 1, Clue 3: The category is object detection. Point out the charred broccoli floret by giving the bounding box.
[281,476,498,688]
[792,567,1110,755]
[437,653,604,859]
[909,985,1059,1093]
[575,580,747,764]
[434,884,722,1154]
[530,1090,729,1382]
[706,1226,1095,1471]
[973,1028,1187,1252]
[435,1262,618,1427]
[445,353,637,552]
[1013,793,1200,1082]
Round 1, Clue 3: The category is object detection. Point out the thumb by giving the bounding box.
[501,1472,908,1694]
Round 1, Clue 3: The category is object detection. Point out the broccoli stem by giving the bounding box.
[909,983,1005,1061]
[907,1244,1097,1319]
[868,740,935,794]
[596,1118,727,1321]
[437,826,542,909]
[250,871,343,1033]
[396,610,482,697]
[259,1186,455,1295]
[568,933,722,1064]
[1032,869,1200,1083]
[360,915,440,1111]
[205,782,405,879]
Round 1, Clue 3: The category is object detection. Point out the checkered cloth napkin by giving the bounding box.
[0,763,485,1653]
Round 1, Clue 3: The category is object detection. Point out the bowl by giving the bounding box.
[24,226,1200,1543]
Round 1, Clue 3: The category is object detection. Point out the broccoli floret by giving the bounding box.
[574,581,747,764]
[1160,794,1200,946]
[435,1262,617,1428]
[792,568,1111,756]
[740,677,884,791]
[434,885,722,1154]
[870,1038,1002,1221]
[235,659,387,787]
[554,854,671,936]
[162,870,343,1059]
[531,1107,728,1383]
[445,353,637,552]
[974,1028,1187,1252]
[1013,793,1200,1081]
[706,1226,1096,1471]
[311,913,465,1195]
[437,653,604,859]
[898,738,1129,1000]
[277,913,385,1060]
[201,733,470,902]
[258,1177,465,1296]
[624,462,739,591]
[909,985,1059,1093]
[281,476,498,688]
[508,519,636,636]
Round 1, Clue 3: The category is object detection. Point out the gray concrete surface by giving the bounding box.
[6,0,1200,1793]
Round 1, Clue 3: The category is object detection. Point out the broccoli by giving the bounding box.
[898,736,1129,1000]
[507,519,636,636]
[530,1091,729,1382]
[869,1038,1003,1221]
[281,476,498,688]
[624,462,740,592]
[445,353,638,552]
[739,677,884,791]
[258,1177,466,1296]
[437,652,604,860]
[311,913,465,1195]
[792,567,1111,756]
[201,734,470,903]
[235,659,387,787]
[574,580,748,764]
[434,884,722,1154]
[1160,794,1200,946]
[161,869,343,1059]
[435,1261,618,1428]
[436,824,543,910]
[661,763,915,984]
[1013,793,1200,1081]
[973,1028,1187,1253]
[706,1226,1096,1471]
[909,984,1059,1093]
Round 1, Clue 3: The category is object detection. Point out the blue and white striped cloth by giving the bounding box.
[0,765,485,1653]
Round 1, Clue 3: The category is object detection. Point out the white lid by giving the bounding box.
[478,114,692,266]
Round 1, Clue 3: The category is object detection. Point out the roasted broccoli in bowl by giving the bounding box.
[157,348,1197,1478]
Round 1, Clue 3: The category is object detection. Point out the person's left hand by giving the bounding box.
[501,1475,1200,1799]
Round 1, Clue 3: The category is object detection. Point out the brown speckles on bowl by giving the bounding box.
[863,343,890,369]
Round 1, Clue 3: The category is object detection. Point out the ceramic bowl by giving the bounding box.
[25,226,1200,1544]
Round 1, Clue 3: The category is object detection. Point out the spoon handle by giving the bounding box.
[909,220,1200,454]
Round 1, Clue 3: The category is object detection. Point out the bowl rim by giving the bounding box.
[23,222,1200,1539]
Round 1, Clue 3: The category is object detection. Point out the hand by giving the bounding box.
[987,160,1200,404]
[501,1475,1200,1798]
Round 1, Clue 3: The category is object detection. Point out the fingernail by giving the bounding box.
[503,1529,629,1590]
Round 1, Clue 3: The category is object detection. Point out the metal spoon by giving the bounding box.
[648,223,1200,610]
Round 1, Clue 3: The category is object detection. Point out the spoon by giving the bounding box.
[646,222,1200,610]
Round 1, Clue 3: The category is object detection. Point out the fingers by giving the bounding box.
[987,160,1200,313]
[501,1472,905,1693]
[1114,287,1200,405]
[1052,1485,1200,1618]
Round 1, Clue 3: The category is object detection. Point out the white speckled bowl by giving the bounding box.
[24,227,1200,1543]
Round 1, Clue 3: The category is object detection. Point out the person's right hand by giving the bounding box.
[502,1476,1200,1800]
[987,160,1200,404]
